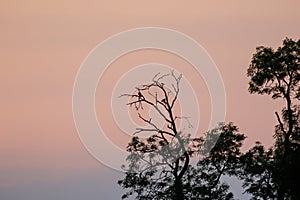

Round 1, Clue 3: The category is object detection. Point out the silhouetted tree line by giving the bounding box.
[118,38,300,200]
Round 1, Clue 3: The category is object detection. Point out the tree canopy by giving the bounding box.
[245,38,300,200]
[118,38,300,200]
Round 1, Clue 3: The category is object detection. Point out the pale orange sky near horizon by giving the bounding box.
[1,1,300,198]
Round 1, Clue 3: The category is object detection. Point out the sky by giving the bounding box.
[1,1,300,199]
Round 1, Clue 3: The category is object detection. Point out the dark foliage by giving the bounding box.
[118,38,300,200]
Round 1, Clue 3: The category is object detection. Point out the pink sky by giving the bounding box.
[1,1,299,199]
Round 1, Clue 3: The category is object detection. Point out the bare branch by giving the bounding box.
[121,90,172,123]
[152,72,170,84]
[175,116,193,128]
[135,113,175,137]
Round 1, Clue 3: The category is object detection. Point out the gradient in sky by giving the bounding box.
[1,1,300,199]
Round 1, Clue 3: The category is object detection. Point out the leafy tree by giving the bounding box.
[187,123,245,200]
[118,72,245,199]
[245,38,300,199]
[240,142,276,200]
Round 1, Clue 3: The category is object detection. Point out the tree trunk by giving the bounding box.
[174,177,184,200]
[277,93,293,200]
